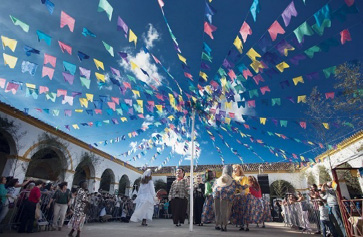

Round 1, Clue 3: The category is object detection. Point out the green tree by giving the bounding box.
[270,180,296,198]
[154,179,167,191]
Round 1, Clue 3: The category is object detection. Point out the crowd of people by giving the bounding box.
[0,166,355,236]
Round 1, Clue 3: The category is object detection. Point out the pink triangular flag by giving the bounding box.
[107,102,116,111]
[44,53,56,67]
[268,21,285,41]
[39,86,49,94]
[60,11,75,32]
[0,78,6,88]
[204,22,217,39]
[111,97,120,105]
[58,41,72,55]
[239,21,252,43]
[57,89,67,97]
[42,66,55,80]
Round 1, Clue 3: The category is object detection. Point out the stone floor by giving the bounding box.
[7,219,307,236]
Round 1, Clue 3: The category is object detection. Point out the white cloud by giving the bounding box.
[118,24,164,87]
[143,24,160,49]
[151,130,201,158]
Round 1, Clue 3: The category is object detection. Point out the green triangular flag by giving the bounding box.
[80,77,91,89]
[312,19,331,36]
[102,41,114,57]
[322,66,336,78]
[10,15,29,32]
[304,45,321,58]
[293,21,314,43]
[97,0,113,21]
[201,52,212,62]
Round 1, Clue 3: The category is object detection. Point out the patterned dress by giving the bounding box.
[201,180,214,223]
[68,188,88,231]
[230,176,249,226]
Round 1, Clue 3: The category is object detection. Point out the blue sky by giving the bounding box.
[0,0,362,168]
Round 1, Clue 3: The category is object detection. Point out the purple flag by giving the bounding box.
[117,16,128,38]
[72,91,82,97]
[79,67,91,79]
[64,109,72,116]
[275,39,294,56]
[118,52,128,62]
[201,62,211,70]
[62,72,74,85]
[306,72,319,81]
[110,67,120,77]
[289,54,306,65]
[282,1,298,27]
[257,33,272,53]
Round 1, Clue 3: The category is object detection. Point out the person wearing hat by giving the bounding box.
[130,169,157,226]
[213,165,247,232]
[169,168,189,227]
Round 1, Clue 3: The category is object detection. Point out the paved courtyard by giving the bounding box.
[7,219,307,237]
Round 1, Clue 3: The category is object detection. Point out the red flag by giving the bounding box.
[345,0,354,6]
[58,41,72,55]
[325,92,335,99]
[299,121,306,129]
[340,29,351,45]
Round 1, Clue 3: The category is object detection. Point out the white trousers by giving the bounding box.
[53,203,68,228]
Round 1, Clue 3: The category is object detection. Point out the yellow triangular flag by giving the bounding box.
[199,71,208,81]
[233,35,243,54]
[156,105,163,112]
[250,60,264,73]
[297,95,306,103]
[86,93,94,102]
[276,62,290,72]
[129,29,137,47]
[1,36,17,52]
[79,98,88,108]
[225,117,231,125]
[293,76,304,86]
[177,54,187,64]
[225,101,232,109]
[75,109,83,113]
[26,83,36,89]
[130,61,138,69]
[121,117,128,122]
[260,117,266,125]
[95,72,105,82]
[132,90,140,97]
[322,123,329,129]
[246,48,261,61]
[93,58,104,70]
[3,53,17,69]
[72,124,80,130]
[137,99,143,107]
[168,115,175,121]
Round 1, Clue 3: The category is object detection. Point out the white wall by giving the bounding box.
[0,110,142,194]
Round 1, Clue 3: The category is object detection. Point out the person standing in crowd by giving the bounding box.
[230,164,249,231]
[193,174,205,226]
[68,181,88,237]
[130,169,157,226]
[319,201,338,237]
[213,165,245,232]
[308,184,322,234]
[296,191,311,231]
[322,182,347,237]
[0,176,9,233]
[168,168,189,227]
[14,182,35,225]
[201,170,215,225]
[18,180,44,233]
[47,182,72,231]
[248,176,272,228]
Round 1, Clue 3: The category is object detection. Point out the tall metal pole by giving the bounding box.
[189,109,195,232]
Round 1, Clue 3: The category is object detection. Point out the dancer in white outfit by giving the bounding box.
[130,169,156,226]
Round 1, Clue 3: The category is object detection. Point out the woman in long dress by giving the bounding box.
[130,169,156,226]
[230,164,249,230]
[213,165,247,232]
[68,181,88,237]
[201,170,215,225]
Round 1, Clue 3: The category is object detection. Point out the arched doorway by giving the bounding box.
[99,169,115,193]
[270,180,295,198]
[72,154,96,191]
[0,129,17,176]
[337,163,362,198]
[118,175,130,196]
[26,147,67,181]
